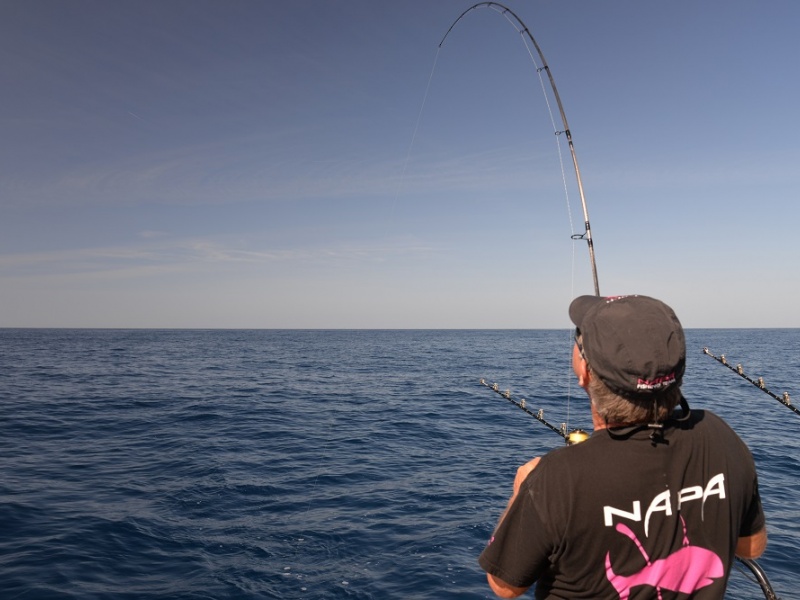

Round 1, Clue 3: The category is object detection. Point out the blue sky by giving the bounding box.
[1,0,798,328]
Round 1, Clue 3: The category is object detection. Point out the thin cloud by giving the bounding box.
[1,127,565,210]
[0,235,441,281]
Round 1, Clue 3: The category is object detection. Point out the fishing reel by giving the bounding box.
[563,427,589,446]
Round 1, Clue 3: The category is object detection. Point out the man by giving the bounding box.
[479,295,767,598]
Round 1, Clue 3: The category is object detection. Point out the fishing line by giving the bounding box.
[390,47,443,221]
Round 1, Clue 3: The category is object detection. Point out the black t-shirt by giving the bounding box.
[478,409,765,599]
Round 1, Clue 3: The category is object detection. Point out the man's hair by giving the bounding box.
[576,332,682,424]
[587,370,682,425]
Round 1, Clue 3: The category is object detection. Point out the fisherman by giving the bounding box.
[479,294,768,598]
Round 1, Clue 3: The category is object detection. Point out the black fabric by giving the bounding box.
[478,409,765,599]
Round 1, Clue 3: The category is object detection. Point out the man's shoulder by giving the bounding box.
[535,431,611,470]
[680,407,734,433]
[675,406,754,454]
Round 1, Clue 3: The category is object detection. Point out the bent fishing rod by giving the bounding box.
[703,348,799,417]
[439,2,596,446]
[440,1,600,296]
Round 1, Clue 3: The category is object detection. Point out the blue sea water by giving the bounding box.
[1,328,797,599]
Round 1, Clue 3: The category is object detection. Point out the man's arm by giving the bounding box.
[483,457,541,598]
[735,527,767,559]
[491,457,541,534]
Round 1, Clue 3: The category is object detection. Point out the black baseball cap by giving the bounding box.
[569,295,686,399]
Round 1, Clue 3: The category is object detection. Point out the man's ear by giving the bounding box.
[576,358,591,389]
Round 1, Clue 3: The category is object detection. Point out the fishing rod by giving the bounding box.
[439,2,600,296]
[479,378,589,445]
[443,2,596,443]
[735,557,781,600]
[703,348,799,417]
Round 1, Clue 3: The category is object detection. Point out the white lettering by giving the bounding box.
[701,473,726,519]
[644,490,673,537]
[603,473,728,531]
[604,501,641,527]
[678,485,703,508]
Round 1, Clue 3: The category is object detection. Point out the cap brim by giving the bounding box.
[569,295,604,328]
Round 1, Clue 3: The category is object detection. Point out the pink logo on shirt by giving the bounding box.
[605,520,723,599]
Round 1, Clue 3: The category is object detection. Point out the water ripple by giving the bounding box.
[0,328,797,598]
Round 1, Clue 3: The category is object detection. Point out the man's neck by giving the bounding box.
[590,405,650,432]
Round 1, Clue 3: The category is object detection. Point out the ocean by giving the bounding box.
[1,328,797,599]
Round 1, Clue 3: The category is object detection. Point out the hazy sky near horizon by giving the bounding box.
[2,0,798,328]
